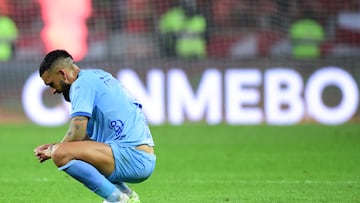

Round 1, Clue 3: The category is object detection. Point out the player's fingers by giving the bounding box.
[35,152,42,159]
[39,156,50,163]
[34,149,43,156]
[34,146,44,153]
[35,151,45,160]
[34,144,52,152]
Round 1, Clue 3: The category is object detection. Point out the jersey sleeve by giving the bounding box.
[70,80,96,118]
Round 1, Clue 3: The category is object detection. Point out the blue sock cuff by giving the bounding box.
[58,159,79,171]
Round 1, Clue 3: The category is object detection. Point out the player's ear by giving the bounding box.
[57,69,68,81]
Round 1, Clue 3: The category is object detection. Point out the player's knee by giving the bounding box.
[51,144,72,167]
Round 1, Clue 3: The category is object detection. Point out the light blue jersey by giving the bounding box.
[69,69,154,147]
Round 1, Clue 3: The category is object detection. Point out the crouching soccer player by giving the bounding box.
[34,49,156,203]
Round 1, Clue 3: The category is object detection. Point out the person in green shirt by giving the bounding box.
[159,1,207,59]
[289,18,325,59]
[0,13,18,61]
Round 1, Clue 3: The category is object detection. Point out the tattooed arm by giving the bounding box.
[61,116,89,142]
[34,116,89,162]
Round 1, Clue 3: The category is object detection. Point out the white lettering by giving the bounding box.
[265,69,304,125]
[168,69,222,124]
[21,67,358,126]
[22,72,69,126]
[305,67,359,124]
[225,69,262,124]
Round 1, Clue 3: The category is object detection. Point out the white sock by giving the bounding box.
[106,188,126,202]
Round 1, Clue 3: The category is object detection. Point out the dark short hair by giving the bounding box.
[39,50,73,76]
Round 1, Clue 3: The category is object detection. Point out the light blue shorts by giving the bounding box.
[107,143,156,184]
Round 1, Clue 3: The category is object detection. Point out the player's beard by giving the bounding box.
[60,81,71,102]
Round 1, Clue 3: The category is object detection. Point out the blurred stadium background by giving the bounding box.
[1,1,360,202]
[0,0,359,126]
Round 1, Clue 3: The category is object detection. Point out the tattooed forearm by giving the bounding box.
[61,116,88,142]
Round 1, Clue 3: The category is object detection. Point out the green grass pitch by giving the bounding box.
[0,124,359,203]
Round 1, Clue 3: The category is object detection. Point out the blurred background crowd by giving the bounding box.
[0,0,360,61]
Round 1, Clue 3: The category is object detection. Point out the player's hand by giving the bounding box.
[34,143,55,163]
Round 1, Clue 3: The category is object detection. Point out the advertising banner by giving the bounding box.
[1,58,359,125]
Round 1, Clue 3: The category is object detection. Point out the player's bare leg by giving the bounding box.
[51,141,115,176]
